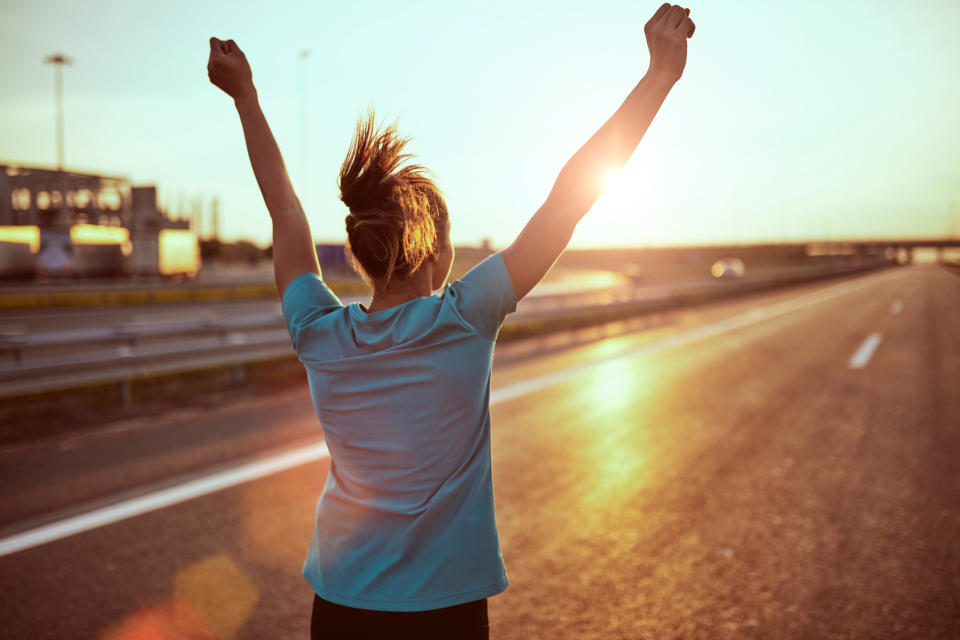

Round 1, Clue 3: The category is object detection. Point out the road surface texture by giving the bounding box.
[0,264,957,639]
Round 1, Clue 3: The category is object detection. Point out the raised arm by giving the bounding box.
[501,4,695,300]
[207,37,320,297]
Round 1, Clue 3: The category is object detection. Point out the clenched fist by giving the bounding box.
[207,37,254,100]
[645,4,695,82]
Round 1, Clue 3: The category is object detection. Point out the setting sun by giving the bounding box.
[576,154,678,246]
[602,167,628,192]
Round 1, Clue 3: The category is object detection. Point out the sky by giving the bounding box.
[1,0,958,249]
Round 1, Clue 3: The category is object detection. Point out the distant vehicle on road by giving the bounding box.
[711,257,746,279]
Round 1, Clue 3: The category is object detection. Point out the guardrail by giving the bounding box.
[0,262,892,404]
[499,262,888,339]
[0,312,285,364]
[0,332,293,404]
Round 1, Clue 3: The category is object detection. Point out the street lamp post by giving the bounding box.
[44,53,72,172]
[297,49,310,197]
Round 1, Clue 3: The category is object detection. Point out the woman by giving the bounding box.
[207,4,693,637]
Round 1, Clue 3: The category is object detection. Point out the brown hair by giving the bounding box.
[339,109,448,287]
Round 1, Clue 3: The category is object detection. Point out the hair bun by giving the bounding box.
[338,108,448,287]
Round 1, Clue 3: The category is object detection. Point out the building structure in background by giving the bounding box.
[0,163,199,279]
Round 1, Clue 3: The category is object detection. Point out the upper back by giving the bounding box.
[280,251,518,500]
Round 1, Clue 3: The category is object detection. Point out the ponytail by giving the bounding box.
[338,109,448,287]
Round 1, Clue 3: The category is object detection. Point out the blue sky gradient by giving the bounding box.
[2,0,958,248]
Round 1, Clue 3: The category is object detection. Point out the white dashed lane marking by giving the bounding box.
[848,333,883,370]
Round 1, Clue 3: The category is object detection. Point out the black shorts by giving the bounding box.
[310,593,489,639]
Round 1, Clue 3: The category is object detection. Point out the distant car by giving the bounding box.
[711,257,746,279]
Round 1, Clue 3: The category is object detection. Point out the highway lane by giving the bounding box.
[489,264,959,638]
[0,264,957,638]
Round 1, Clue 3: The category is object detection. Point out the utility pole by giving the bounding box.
[297,49,311,198]
[211,197,220,242]
[952,180,960,239]
[44,53,72,172]
[191,196,202,237]
[178,191,186,225]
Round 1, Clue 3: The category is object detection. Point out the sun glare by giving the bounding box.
[575,156,679,246]
[601,168,628,193]
[593,163,650,223]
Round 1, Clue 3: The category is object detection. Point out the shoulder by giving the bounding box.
[280,272,344,349]
[441,252,517,340]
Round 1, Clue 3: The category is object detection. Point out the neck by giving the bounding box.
[365,265,434,313]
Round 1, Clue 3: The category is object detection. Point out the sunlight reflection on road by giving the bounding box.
[580,357,659,508]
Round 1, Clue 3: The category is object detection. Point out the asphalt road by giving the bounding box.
[0,264,957,639]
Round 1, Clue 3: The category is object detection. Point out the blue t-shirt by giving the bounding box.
[281,252,517,611]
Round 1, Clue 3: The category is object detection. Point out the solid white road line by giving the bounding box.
[891,299,904,314]
[0,269,895,558]
[0,443,329,558]
[848,333,883,370]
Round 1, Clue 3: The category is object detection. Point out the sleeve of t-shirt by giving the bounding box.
[445,251,518,340]
[280,272,343,349]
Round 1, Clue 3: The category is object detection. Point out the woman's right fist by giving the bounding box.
[207,37,254,100]
[644,4,695,82]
